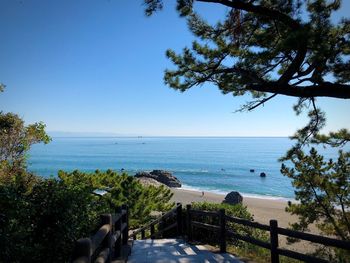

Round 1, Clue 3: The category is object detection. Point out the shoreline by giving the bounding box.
[180,184,295,202]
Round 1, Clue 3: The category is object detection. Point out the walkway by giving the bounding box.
[127,238,242,263]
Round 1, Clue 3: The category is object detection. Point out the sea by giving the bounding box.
[27,137,344,200]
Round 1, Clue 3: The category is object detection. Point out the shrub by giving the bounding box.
[0,170,174,262]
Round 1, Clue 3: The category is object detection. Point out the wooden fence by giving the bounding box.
[72,202,350,263]
[130,203,183,240]
[185,204,350,263]
[71,204,129,263]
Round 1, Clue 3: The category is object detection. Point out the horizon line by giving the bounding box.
[49,135,290,138]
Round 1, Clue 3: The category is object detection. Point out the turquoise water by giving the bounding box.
[28,137,342,199]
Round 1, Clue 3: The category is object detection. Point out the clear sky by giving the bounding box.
[0,0,349,136]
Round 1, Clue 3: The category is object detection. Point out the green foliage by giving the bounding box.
[311,129,350,147]
[0,169,174,262]
[0,112,51,182]
[144,0,350,105]
[0,173,103,262]
[281,147,350,261]
[58,169,174,227]
[281,148,350,238]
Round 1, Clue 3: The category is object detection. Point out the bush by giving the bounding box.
[0,173,107,262]
[0,170,174,262]
[58,169,174,227]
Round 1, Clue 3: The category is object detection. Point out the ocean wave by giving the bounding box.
[173,169,209,173]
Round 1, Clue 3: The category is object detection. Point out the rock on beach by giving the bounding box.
[222,191,243,205]
[135,170,181,188]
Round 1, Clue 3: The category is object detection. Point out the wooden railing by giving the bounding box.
[130,203,182,240]
[72,202,349,263]
[71,204,128,263]
[185,204,350,263]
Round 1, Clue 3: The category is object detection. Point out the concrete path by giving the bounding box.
[128,238,242,263]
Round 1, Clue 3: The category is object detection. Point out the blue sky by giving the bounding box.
[0,0,349,136]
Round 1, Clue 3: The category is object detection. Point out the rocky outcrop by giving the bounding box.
[136,177,167,188]
[135,170,181,188]
[222,191,243,205]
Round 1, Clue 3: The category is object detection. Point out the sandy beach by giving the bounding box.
[171,188,297,227]
[171,188,296,228]
[171,188,319,252]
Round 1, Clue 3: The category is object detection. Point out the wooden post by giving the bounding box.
[186,204,192,241]
[114,206,122,258]
[219,209,226,253]
[150,224,155,239]
[73,238,91,263]
[270,219,279,263]
[100,214,112,263]
[176,203,183,236]
[122,204,128,245]
[158,213,165,238]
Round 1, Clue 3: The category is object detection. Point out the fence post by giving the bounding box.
[150,224,155,239]
[219,209,226,253]
[186,204,192,241]
[176,203,183,236]
[114,206,122,258]
[159,213,165,238]
[122,204,128,245]
[100,214,112,263]
[270,219,279,263]
[73,238,92,263]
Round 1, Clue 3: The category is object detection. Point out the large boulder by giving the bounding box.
[135,170,181,188]
[134,171,151,178]
[136,177,167,188]
[222,191,243,205]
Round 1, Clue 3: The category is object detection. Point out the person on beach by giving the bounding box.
[201,191,204,197]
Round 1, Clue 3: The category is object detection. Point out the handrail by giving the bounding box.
[190,209,219,218]
[226,214,350,250]
[91,224,111,252]
[72,202,350,263]
[184,204,350,263]
[277,226,350,249]
[71,204,129,263]
[277,247,328,263]
[130,203,182,240]
[226,215,270,231]
[130,203,182,239]
[227,229,271,249]
[150,222,178,239]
